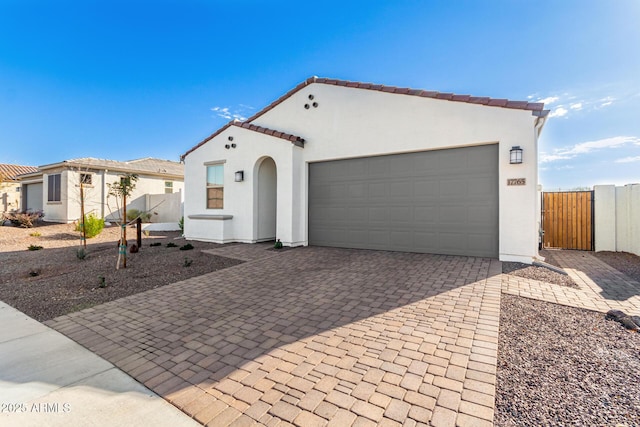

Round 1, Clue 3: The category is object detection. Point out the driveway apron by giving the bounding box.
[46,245,502,427]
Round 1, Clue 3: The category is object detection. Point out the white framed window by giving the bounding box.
[47,174,61,202]
[206,164,224,209]
[165,181,173,194]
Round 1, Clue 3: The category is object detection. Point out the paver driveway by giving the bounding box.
[47,245,502,426]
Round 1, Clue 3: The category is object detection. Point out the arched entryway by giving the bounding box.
[255,157,277,242]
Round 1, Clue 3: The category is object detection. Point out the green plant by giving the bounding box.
[98,276,106,288]
[178,216,184,233]
[76,247,87,260]
[126,209,152,223]
[179,243,194,251]
[76,214,105,238]
[274,239,283,249]
[183,257,193,267]
[29,231,41,237]
[28,244,43,251]
[150,242,162,247]
[29,269,40,277]
[166,242,178,248]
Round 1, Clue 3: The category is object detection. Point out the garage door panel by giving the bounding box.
[309,144,498,257]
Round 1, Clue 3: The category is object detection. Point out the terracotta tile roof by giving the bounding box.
[0,164,38,181]
[182,76,549,160]
[242,76,549,125]
[181,121,306,160]
[37,157,184,178]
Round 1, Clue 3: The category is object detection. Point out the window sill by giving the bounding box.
[188,214,233,220]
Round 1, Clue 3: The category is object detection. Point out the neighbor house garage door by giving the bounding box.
[308,144,498,257]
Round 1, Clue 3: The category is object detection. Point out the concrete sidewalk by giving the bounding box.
[0,301,199,427]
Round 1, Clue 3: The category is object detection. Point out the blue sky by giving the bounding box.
[1,0,638,189]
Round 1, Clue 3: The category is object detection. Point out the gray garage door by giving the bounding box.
[308,144,498,257]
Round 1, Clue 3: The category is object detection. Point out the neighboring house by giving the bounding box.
[0,164,39,213]
[17,157,184,223]
[181,77,549,263]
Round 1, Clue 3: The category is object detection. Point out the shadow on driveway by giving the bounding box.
[46,246,500,426]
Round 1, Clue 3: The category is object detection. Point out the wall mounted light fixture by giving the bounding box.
[510,146,523,164]
[231,143,237,148]
[225,144,230,149]
[235,171,244,182]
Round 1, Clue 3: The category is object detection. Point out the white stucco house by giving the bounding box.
[18,157,184,224]
[1,164,38,213]
[181,77,549,263]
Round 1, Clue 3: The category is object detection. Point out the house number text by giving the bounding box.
[507,178,526,186]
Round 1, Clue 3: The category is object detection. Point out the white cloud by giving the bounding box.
[210,105,251,121]
[598,96,615,108]
[541,136,640,163]
[537,96,560,105]
[549,107,568,118]
[569,103,582,110]
[563,136,638,155]
[615,156,640,163]
[540,153,573,163]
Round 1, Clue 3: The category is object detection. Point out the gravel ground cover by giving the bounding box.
[496,293,640,426]
[502,261,578,288]
[0,222,244,321]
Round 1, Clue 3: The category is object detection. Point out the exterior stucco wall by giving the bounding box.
[184,83,542,262]
[1,181,22,212]
[184,127,299,244]
[43,170,69,222]
[595,184,640,256]
[38,168,183,223]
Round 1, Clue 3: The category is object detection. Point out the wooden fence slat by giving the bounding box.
[542,191,593,250]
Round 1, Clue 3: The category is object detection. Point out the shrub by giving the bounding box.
[179,243,194,251]
[28,244,43,251]
[166,242,178,248]
[183,257,193,267]
[274,239,283,249]
[150,242,162,247]
[178,216,184,233]
[126,209,152,223]
[76,247,87,260]
[76,214,105,238]
[4,210,44,228]
[30,231,41,237]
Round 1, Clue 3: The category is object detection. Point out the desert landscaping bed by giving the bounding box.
[3,222,640,425]
[498,250,640,426]
[496,293,640,426]
[0,222,244,321]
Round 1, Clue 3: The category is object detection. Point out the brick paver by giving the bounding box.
[46,245,502,426]
[503,250,640,315]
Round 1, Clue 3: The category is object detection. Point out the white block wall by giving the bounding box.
[594,184,640,256]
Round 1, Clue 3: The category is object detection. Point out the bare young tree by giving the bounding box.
[107,173,138,269]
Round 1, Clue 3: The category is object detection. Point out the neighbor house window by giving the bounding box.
[165,181,173,194]
[206,164,224,209]
[48,174,61,202]
[80,173,92,185]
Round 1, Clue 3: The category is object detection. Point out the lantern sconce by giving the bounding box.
[235,171,244,182]
[510,146,523,164]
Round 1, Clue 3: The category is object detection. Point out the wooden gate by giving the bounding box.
[542,191,594,250]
